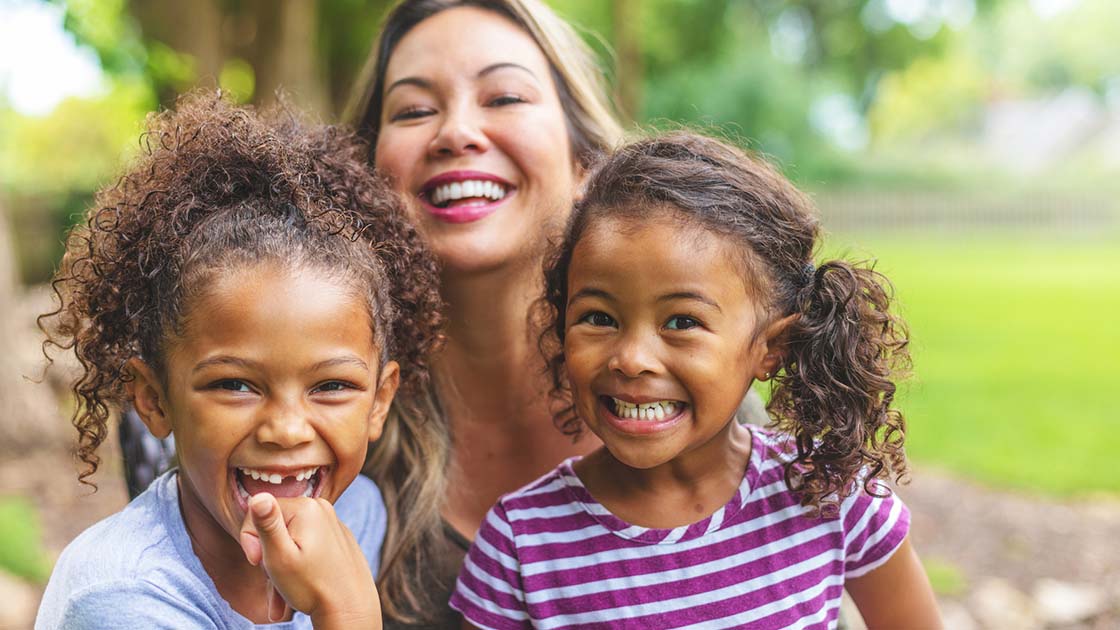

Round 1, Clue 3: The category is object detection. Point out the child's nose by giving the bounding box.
[608,332,660,378]
[256,400,316,448]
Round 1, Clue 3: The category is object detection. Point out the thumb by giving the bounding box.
[243,493,299,566]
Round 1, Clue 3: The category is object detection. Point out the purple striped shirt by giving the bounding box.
[450,428,909,629]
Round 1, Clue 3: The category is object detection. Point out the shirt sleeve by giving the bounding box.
[840,478,911,579]
[338,474,388,579]
[449,502,531,630]
[43,580,217,630]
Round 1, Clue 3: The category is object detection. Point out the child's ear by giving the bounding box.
[368,360,400,442]
[755,313,799,382]
[126,357,173,439]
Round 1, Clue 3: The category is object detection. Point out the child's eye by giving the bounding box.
[577,311,617,328]
[313,381,355,394]
[665,315,701,330]
[213,379,252,393]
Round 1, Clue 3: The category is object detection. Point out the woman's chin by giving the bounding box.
[431,235,541,277]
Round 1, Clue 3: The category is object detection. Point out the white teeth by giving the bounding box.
[610,398,680,421]
[295,467,319,482]
[238,466,320,485]
[429,179,508,205]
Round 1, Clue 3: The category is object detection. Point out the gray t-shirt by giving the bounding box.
[36,470,386,629]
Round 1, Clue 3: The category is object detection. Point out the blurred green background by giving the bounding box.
[2,0,1118,595]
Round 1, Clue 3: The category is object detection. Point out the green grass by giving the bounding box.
[922,557,967,596]
[822,233,1120,496]
[0,497,51,583]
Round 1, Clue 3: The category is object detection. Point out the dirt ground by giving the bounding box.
[3,441,1119,629]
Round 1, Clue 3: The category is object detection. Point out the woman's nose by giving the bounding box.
[428,102,490,157]
[256,400,316,448]
[607,333,660,378]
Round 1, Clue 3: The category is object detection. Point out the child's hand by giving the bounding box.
[239,493,382,630]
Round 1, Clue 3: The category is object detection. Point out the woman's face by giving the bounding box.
[375,6,579,274]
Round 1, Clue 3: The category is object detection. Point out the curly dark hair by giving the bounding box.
[540,131,910,513]
[41,91,444,486]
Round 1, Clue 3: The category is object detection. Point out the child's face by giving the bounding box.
[563,214,779,471]
[130,264,398,549]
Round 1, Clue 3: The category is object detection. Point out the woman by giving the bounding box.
[345,1,623,626]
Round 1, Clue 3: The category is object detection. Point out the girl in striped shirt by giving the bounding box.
[451,132,942,629]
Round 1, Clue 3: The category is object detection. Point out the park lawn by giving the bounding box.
[0,496,50,583]
[820,233,1120,497]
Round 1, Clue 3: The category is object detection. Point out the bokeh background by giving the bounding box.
[1,0,1118,627]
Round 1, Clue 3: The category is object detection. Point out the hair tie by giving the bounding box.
[801,262,816,287]
[795,262,817,310]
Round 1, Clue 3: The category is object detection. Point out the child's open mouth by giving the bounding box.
[234,466,326,508]
[602,395,686,421]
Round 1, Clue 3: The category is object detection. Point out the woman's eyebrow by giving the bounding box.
[478,62,538,80]
[384,62,536,97]
[385,76,432,97]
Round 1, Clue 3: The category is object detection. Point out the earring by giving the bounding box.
[763,371,771,380]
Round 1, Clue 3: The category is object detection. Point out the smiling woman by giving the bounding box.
[344,0,625,626]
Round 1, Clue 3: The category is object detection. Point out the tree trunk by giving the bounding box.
[130,0,225,105]
[243,0,329,114]
[612,0,644,123]
[0,206,70,455]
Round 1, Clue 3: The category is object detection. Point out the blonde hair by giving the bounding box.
[346,1,623,622]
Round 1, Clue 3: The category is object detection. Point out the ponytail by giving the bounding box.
[769,260,911,514]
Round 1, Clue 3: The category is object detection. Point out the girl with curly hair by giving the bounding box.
[36,93,443,629]
[451,132,942,629]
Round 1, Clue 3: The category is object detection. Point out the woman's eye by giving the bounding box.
[488,94,526,107]
[390,106,434,121]
[665,315,701,330]
[214,379,252,393]
[578,311,616,328]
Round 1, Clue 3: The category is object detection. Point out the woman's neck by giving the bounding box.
[439,263,541,368]
[437,262,600,536]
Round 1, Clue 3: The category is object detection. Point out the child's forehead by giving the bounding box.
[580,206,740,254]
[180,262,377,335]
[574,206,767,298]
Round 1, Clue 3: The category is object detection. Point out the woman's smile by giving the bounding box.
[418,169,515,223]
[374,6,578,273]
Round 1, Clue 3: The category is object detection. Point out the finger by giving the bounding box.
[239,527,262,566]
[248,493,300,563]
[272,496,338,540]
[238,505,263,566]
